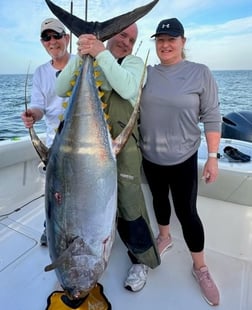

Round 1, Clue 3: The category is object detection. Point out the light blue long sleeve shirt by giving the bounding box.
[56,50,146,107]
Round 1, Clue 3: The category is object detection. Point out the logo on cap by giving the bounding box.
[161,24,170,29]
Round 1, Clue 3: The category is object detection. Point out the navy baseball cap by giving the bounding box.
[151,18,184,38]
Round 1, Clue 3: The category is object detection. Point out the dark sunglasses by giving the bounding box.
[41,32,65,42]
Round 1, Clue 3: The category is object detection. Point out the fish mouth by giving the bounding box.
[61,293,88,307]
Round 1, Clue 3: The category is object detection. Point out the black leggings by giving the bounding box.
[142,152,204,253]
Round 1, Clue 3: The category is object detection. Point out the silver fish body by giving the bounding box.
[45,56,117,299]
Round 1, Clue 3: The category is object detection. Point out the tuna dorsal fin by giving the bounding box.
[24,66,48,166]
[45,0,159,41]
[113,51,150,155]
[29,128,48,166]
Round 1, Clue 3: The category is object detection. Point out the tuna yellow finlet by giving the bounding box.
[62,101,68,109]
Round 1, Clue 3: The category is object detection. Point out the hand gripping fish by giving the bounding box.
[27,0,158,306]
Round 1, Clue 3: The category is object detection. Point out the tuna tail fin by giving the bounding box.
[45,0,159,41]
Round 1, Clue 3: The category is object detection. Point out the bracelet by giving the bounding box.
[208,152,220,159]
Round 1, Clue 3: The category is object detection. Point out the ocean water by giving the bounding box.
[0,70,252,140]
[0,74,46,140]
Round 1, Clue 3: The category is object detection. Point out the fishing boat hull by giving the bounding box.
[198,137,252,206]
[0,135,252,309]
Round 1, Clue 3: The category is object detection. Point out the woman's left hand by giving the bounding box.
[202,157,218,183]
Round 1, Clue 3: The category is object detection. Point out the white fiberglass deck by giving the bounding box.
[1,184,252,310]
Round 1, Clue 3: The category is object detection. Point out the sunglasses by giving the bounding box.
[41,32,65,42]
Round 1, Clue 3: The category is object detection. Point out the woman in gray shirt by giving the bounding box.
[140,18,221,306]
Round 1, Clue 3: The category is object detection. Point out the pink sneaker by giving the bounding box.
[156,234,173,257]
[192,265,220,306]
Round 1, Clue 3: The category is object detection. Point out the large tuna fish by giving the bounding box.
[27,0,158,304]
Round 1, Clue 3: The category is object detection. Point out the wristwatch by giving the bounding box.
[208,152,221,159]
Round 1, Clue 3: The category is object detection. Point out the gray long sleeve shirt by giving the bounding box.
[140,60,221,165]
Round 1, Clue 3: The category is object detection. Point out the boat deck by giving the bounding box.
[1,183,252,310]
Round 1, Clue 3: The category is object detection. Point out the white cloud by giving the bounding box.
[187,33,252,70]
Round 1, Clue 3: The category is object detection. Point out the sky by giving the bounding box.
[0,0,252,74]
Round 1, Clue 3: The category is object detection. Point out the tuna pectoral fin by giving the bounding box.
[45,237,84,272]
[29,127,48,166]
[45,0,159,41]
[45,255,66,272]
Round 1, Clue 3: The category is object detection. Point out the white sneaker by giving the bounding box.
[124,264,148,292]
